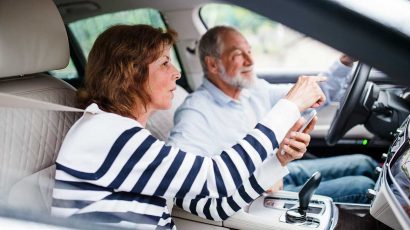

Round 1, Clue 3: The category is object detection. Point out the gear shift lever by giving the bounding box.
[286,172,322,223]
[298,172,322,215]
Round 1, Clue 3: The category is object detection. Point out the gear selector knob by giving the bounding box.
[286,171,322,223]
[298,171,322,215]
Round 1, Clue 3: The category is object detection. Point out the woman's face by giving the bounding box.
[147,46,181,111]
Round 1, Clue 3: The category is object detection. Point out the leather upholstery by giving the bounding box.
[0,75,79,211]
[0,0,78,214]
[0,0,69,78]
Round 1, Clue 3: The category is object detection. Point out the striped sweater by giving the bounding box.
[52,99,299,229]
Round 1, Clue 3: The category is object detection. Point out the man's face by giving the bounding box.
[217,31,256,89]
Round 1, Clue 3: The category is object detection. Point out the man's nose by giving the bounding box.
[244,52,254,66]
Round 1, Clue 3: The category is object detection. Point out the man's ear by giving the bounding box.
[205,56,219,75]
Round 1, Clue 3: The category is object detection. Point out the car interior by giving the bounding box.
[0,0,409,229]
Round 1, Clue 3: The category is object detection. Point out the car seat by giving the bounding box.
[0,0,79,213]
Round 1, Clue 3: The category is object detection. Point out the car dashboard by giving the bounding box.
[370,115,410,229]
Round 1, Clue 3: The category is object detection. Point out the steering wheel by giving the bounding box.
[326,63,371,145]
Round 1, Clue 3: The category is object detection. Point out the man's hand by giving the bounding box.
[285,76,327,111]
[340,54,357,67]
[277,116,317,166]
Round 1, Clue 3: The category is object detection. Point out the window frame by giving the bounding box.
[198,3,343,82]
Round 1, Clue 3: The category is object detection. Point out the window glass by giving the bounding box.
[49,58,78,80]
[50,8,181,80]
[69,8,181,71]
[200,4,341,75]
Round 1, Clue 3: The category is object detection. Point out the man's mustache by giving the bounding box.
[240,67,253,72]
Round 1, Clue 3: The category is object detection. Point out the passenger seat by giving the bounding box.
[0,0,79,213]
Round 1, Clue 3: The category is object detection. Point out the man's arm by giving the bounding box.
[260,55,354,109]
[320,55,355,105]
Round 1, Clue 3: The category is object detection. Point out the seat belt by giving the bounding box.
[0,92,84,112]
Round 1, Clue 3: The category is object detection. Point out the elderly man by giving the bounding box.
[168,26,377,208]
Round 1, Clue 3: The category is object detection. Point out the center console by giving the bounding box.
[173,171,339,230]
[244,190,337,230]
[239,172,337,230]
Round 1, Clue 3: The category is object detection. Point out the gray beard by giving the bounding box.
[217,63,256,89]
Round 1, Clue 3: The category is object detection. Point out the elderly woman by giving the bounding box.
[51,24,325,229]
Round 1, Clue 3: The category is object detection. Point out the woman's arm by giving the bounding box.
[56,99,299,199]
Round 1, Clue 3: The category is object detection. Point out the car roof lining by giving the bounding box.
[54,0,217,23]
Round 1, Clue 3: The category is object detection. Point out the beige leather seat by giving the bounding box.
[0,0,79,213]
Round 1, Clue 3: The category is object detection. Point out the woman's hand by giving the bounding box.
[285,76,327,112]
[277,116,317,166]
[266,179,284,194]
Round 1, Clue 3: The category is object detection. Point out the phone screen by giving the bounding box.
[298,109,317,132]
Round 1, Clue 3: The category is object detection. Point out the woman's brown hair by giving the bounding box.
[77,24,177,119]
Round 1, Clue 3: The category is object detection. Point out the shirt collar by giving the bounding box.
[241,88,251,99]
[85,103,105,114]
[202,78,251,105]
[84,103,143,127]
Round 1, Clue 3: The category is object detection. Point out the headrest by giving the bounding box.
[0,0,69,78]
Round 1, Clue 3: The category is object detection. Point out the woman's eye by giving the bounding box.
[162,61,169,66]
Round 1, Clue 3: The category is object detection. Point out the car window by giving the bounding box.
[49,58,78,80]
[50,8,181,80]
[200,3,342,77]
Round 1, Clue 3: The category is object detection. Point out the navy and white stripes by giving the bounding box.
[175,174,266,221]
[52,101,298,229]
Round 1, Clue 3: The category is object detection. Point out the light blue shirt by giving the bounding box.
[167,60,352,156]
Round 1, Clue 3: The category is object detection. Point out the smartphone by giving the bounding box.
[298,109,317,132]
[281,109,317,155]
